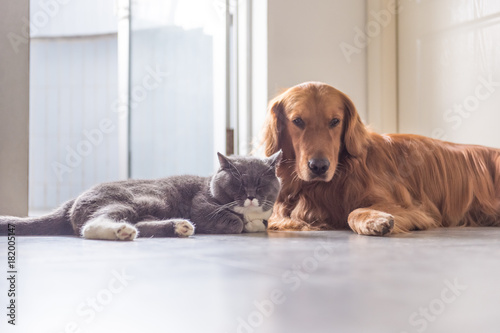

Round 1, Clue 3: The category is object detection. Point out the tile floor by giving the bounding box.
[1,228,499,333]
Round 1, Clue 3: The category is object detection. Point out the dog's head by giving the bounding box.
[263,82,369,182]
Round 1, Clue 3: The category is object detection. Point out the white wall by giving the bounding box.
[0,0,30,216]
[399,0,500,148]
[265,0,367,119]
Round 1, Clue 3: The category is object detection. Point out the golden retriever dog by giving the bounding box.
[263,82,500,235]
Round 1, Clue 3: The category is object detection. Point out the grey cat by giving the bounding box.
[0,152,282,240]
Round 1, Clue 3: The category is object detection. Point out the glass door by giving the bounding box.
[28,0,120,212]
[129,0,229,178]
[27,0,237,212]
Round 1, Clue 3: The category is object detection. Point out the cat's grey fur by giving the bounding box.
[0,152,282,240]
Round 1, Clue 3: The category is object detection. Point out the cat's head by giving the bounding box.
[210,151,282,214]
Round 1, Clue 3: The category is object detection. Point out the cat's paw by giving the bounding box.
[174,220,195,237]
[115,223,138,241]
[81,217,137,241]
[244,219,267,233]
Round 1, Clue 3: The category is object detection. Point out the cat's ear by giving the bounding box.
[266,150,282,168]
[217,152,232,170]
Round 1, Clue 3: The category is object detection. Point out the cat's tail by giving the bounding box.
[0,200,75,236]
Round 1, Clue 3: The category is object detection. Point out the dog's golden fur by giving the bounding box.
[263,82,500,235]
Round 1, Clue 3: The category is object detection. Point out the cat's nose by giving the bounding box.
[244,197,259,207]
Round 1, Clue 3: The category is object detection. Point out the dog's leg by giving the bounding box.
[348,204,440,236]
[267,200,326,231]
[268,216,320,231]
[268,206,322,231]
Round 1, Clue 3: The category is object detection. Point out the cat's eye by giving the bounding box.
[292,117,305,129]
[329,118,341,128]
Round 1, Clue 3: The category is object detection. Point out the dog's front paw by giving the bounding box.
[364,215,394,235]
[174,220,195,237]
[348,209,394,236]
[243,219,267,233]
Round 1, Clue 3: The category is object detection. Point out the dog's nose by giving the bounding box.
[308,158,330,176]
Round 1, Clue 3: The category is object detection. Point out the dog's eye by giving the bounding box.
[329,118,341,128]
[292,117,305,129]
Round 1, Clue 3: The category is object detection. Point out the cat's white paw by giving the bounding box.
[115,223,138,241]
[174,220,195,237]
[81,216,138,241]
[244,219,267,233]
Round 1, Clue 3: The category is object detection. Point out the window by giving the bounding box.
[29,0,120,212]
[28,0,244,212]
[129,0,227,178]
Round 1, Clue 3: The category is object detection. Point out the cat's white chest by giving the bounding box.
[241,208,272,223]
[232,205,272,233]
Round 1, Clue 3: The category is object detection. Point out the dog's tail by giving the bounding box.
[0,200,75,236]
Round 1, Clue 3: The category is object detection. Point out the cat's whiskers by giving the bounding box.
[262,200,275,207]
[280,158,295,166]
[193,196,239,220]
[207,201,240,219]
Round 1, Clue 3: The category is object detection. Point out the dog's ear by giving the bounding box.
[342,93,370,157]
[262,96,285,156]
